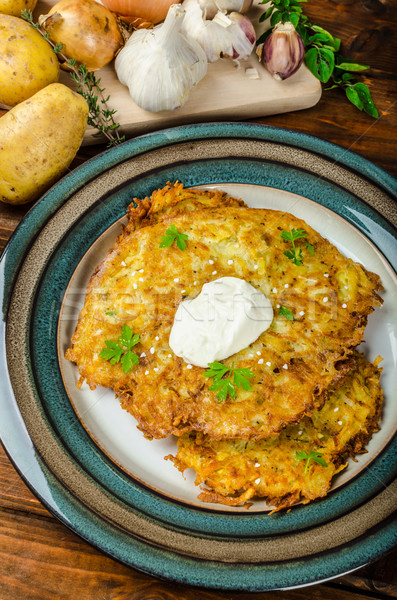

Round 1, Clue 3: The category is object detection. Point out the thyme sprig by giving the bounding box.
[21,9,125,147]
[258,0,378,117]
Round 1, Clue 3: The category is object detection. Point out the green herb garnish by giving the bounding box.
[99,324,140,373]
[204,361,254,402]
[106,310,117,316]
[296,450,328,473]
[281,228,308,265]
[258,0,378,118]
[279,306,294,321]
[21,10,125,147]
[159,224,188,251]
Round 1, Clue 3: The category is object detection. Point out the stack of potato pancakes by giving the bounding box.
[66,183,384,511]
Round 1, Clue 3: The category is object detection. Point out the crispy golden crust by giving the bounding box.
[66,183,383,440]
[168,353,383,510]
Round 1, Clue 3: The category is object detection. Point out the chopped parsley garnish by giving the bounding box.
[106,310,117,316]
[305,241,315,256]
[296,450,328,473]
[279,306,294,321]
[159,224,188,251]
[204,361,254,402]
[99,324,140,373]
[281,228,314,265]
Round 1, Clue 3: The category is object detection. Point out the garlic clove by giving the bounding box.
[261,21,304,81]
[115,4,207,112]
[197,0,253,20]
[181,0,255,63]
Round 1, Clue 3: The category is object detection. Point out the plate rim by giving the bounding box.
[1,122,396,591]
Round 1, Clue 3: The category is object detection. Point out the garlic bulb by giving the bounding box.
[197,0,252,20]
[115,4,207,112]
[261,22,304,81]
[181,0,255,63]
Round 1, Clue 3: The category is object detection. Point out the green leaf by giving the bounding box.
[100,327,140,372]
[121,351,139,373]
[270,10,283,26]
[159,225,188,250]
[311,454,328,467]
[341,72,357,82]
[291,228,307,241]
[346,85,364,110]
[346,82,379,117]
[204,362,229,379]
[309,26,340,51]
[256,28,273,45]
[289,11,299,27]
[296,449,328,473]
[337,62,370,72]
[296,451,309,460]
[205,363,253,401]
[305,242,315,256]
[261,5,275,20]
[305,46,335,83]
[233,368,254,391]
[281,230,293,241]
[279,306,294,321]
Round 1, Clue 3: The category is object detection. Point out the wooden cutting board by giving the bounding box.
[35,0,322,144]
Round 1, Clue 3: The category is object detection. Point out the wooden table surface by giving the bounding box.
[1,0,396,598]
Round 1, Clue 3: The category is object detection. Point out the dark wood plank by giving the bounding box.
[1,505,396,600]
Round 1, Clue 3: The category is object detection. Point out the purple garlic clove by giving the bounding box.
[262,21,304,81]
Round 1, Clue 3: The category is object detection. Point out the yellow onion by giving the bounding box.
[39,0,123,71]
[100,0,179,25]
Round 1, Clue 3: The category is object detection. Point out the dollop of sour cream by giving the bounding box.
[169,277,273,367]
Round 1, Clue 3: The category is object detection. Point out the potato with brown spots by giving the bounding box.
[0,0,37,17]
[0,14,59,106]
[0,0,37,16]
[0,83,88,205]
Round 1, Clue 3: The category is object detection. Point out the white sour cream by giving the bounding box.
[169,277,273,367]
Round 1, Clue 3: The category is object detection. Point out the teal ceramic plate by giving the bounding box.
[1,123,396,591]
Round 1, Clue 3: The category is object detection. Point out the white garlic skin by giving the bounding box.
[115,4,207,112]
[182,0,255,63]
[262,21,304,81]
[198,0,253,20]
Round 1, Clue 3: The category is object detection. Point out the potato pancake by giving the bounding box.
[66,183,383,440]
[168,353,383,510]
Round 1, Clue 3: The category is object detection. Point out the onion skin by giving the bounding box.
[40,0,123,71]
[101,0,179,24]
[263,22,304,81]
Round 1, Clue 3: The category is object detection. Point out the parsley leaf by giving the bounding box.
[281,228,314,265]
[279,306,294,321]
[204,361,254,402]
[99,324,140,373]
[159,224,188,251]
[296,450,328,473]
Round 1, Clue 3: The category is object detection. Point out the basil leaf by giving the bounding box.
[263,5,275,19]
[353,82,379,117]
[345,86,363,110]
[270,10,283,26]
[337,62,370,72]
[289,11,299,27]
[256,28,272,45]
[305,46,335,83]
[346,83,378,117]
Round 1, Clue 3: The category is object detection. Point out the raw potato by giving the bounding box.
[0,83,88,205]
[0,14,59,106]
[0,0,38,17]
